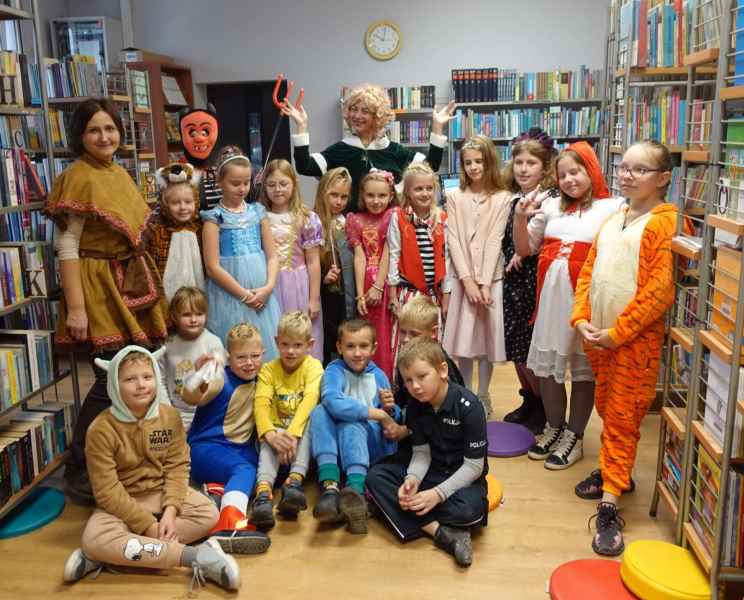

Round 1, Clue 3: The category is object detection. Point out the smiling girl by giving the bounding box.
[284,84,455,211]
[442,135,512,415]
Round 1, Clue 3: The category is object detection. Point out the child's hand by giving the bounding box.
[357,295,368,316]
[308,297,321,320]
[280,103,308,133]
[596,329,619,350]
[515,186,545,218]
[323,265,340,284]
[408,488,441,516]
[194,353,214,371]
[379,389,395,413]
[158,506,179,542]
[384,422,410,441]
[576,321,600,345]
[265,430,295,456]
[388,287,400,316]
[463,278,481,305]
[398,476,420,508]
[431,101,456,135]
[366,285,382,307]
[279,436,298,465]
[506,254,523,273]
[248,286,270,311]
[480,284,493,306]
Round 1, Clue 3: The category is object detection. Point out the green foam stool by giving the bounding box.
[0,487,66,539]
[620,540,710,600]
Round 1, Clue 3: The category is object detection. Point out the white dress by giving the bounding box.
[526,196,626,383]
[162,229,205,302]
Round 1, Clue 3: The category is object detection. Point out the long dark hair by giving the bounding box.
[69,97,125,157]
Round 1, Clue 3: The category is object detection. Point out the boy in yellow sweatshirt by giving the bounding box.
[62,346,240,592]
[251,311,324,528]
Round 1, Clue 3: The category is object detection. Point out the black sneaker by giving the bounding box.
[575,469,636,500]
[277,479,307,518]
[211,529,271,555]
[589,502,626,556]
[544,428,583,470]
[250,492,275,529]
[339,487,368,534]
[527,424,563,460]
[313,486,343,523]
[434,525,473,567]
[503,389,532,424]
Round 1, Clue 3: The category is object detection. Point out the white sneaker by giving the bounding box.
[544,428,583,470]
[63,548,101,583]
[191,537,241,592]
[527,424,563,460]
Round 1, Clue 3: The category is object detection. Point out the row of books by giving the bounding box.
[0,403,72,506]
[0,330,55,409]
[718,119,744,247]
[43,55,103,99]
[450,67,602,104]
[164,111,181,143]
[385,119,432,145]
[386,86,435,110]
[670,342,693,386]
[0,149,46,209]
[449,106,601,142]
[661,425,683,497]
[616,0,713,69]
[0,51,41,107]
[674,284,698,328]
[624,87,686,147]
[0,114,46,152]
[0,300,55,331]
[0,245,26,309]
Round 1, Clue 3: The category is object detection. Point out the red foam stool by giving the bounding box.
[549,559,639,600]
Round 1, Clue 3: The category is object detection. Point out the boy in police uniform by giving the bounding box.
[366,337,489,567]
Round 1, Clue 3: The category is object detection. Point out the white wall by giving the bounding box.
[129,0,608,197]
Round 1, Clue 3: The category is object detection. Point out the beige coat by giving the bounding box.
[445,188,512,286]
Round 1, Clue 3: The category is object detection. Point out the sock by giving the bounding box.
[322,480,339,491]
[346,473,366,494]
[255,481,272,497]
[287,472,304,485]
[180,545,198,567]
[477,360,493,397]
[318,463,340,485]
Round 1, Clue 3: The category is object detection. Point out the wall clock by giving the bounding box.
[365,20,402,61]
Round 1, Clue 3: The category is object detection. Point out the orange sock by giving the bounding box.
[255,481,272,497]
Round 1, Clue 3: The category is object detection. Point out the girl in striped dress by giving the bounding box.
[388,163,449,357]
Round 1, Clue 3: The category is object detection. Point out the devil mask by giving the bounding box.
[179,104,219,167]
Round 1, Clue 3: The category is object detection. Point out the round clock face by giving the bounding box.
[365,21,401,60]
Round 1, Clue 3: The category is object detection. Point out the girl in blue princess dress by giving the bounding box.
[201,145,281,358]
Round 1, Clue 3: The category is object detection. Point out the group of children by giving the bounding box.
[60,82,680,591]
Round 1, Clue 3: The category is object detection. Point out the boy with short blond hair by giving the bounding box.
[250,311,324,528]
[63,346,240,591]
[367,338,489,568]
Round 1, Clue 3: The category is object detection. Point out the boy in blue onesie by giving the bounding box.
[183,322,271,554]
[310,318,401,533]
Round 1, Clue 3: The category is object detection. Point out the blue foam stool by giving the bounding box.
[486,420,535,457]
[0,487,65,539]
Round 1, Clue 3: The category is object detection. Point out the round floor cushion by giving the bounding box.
[620,540,710,600]
[486,473,503,511]
[550,559,639,599]
[486,420,535,457]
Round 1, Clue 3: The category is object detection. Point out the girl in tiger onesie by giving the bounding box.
[571,140,677,556]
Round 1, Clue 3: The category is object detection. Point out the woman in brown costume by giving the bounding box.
[45,98,168,503]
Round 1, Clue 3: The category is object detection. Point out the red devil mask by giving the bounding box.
[179,106,219,166]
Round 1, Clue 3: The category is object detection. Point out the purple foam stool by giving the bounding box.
[486,420,535,457]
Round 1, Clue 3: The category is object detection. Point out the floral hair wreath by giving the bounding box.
[368,168,395,187]
[512,127,556,154]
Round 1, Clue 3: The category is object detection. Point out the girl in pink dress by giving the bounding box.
[442,135,512,415]
[346,170,397,378]
[262,159,324,360]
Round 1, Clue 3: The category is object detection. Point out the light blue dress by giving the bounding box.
[201,202,280,358]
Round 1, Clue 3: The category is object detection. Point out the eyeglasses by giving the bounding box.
[617,165,661,179]
[232,352,264,365]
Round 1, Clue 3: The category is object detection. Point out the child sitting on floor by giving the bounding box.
[63,346,240,591]
[309,318,401,533]
[251,311,324,528]
[366,338,489,568]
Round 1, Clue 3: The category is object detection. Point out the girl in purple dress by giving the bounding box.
[261,159,324,359]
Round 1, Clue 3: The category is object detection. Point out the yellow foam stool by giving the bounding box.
[620,540,710,600]
[486,474,502,511]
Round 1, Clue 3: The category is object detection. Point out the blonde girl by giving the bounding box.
[442,134,512,415]
[261,158,324,360]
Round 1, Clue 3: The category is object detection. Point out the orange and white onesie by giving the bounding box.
[571,202,677,496]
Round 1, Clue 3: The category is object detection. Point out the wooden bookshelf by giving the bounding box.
[699,329,744,365]
[0,450,69,520]
[670,326,694,353]
[656,480,680,520]
[692,420,723,463]
[684,48,720,67]
[125,61,193,166]
[720,86,744,102]
[671,237,702,261]
[684,522,713,574]
[706,214,744,237]
[683,150,710,163]
[662,406,687,437]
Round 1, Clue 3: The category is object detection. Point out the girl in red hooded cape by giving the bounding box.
[513,142,625,471]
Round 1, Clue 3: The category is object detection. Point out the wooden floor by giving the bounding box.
[0,362,675,599]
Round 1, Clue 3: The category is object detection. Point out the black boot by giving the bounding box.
[313,485,343,523]
[434,525,473,567]
[503,389,532,424]
[524,393,547,435]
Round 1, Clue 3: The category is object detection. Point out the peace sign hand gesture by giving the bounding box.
[515,186,548,219]
[431,101,456,135]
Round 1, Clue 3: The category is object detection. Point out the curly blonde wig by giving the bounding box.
[342,84,395,139]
